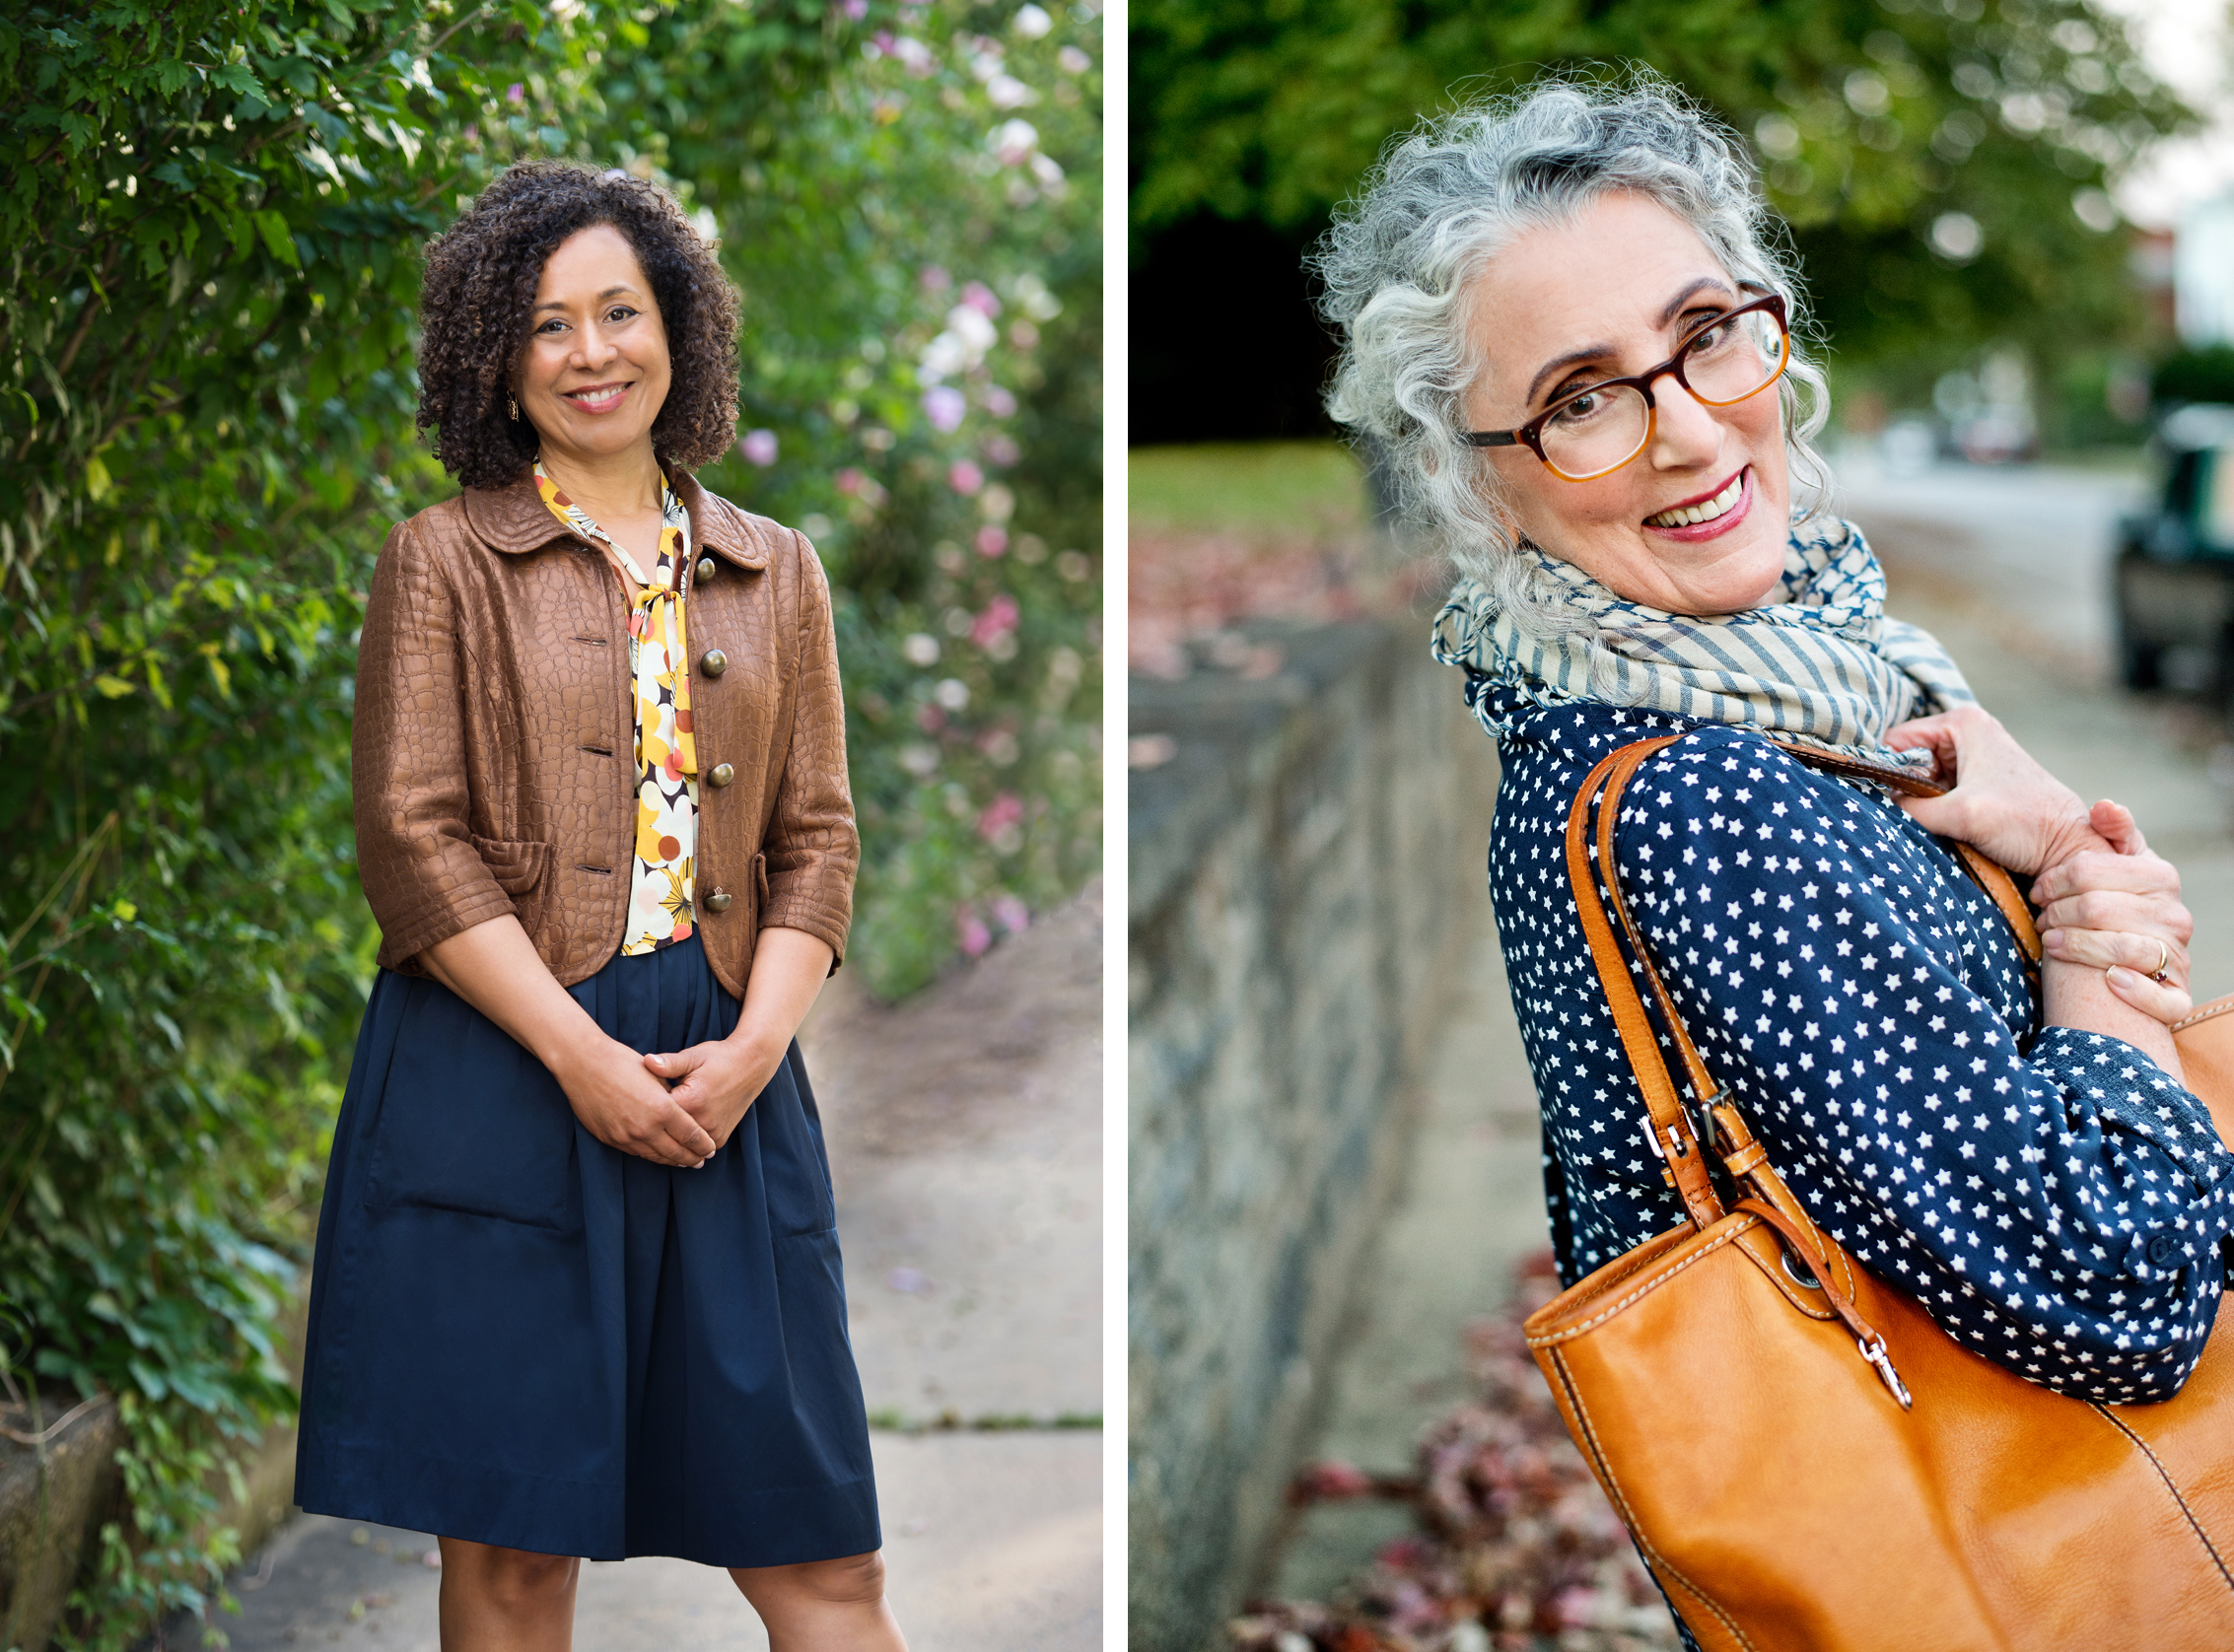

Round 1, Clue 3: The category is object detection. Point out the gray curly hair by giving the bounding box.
[1312,73,1832,634]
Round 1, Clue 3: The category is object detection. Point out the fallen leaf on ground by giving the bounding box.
[1229,1251,1680,1652]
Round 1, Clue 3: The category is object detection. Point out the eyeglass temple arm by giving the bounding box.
[1462,430,1520,448]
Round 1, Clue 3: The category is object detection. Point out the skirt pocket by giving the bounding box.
[361,976,582,1231]
[770,1227,868,1450]
[754,1047,838,1239]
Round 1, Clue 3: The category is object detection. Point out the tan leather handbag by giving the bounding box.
[1526,733,2234,1651]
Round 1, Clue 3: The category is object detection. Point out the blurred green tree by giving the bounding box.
[1129,0,2192,441]
[0,0,1098,1643]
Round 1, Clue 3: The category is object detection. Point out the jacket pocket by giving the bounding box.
[471,834,553,934]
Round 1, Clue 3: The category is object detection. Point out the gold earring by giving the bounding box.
[509,395,520,421]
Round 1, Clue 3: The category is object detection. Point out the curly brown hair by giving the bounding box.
[416,162,742,488]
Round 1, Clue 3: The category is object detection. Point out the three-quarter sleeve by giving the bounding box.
[353,518,517,972]
[1614,728,2234,1402]
[758,529,859,966]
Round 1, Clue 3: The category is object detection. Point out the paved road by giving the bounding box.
[155,890,1104,1652]
[1827,447,2152,670]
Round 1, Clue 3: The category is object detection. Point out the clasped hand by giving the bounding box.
[1887,706,2195,1025]
[556,1030,786,1168]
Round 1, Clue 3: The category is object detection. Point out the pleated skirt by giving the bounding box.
[294,932,881,1565]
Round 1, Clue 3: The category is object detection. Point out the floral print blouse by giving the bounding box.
[535,461,698,953]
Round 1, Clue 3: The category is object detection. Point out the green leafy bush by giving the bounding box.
[2,7,481,1638]
[0,0,1099,1643]
[582,0,1105,995]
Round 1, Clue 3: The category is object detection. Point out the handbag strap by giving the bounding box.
[1566,730,1984,1409]
[1762,737,2042,963]
[1568,731,2044,1231]
[1565,736,1727,1229]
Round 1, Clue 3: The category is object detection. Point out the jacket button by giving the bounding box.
[696,556,717,583]
[700,648,728,677]
[708,762,734,788]
[704,888,733,914]
[2146,1230,2183,1270]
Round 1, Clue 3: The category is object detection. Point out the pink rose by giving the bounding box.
[975,792,1024,841]
[971,594,1019,646]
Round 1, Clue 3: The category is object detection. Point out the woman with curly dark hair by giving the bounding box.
[293,161,906,1651]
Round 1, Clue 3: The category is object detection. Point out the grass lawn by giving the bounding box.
[1129,441,1370,539]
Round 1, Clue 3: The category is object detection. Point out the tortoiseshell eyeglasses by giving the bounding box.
[1464,294,1791,482]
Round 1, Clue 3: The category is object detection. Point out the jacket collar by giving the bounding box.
[671,470,770,570]
[461,465,772,571]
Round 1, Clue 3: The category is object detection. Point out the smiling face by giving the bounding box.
[1461,189,1792,614]
[515,222,671,472]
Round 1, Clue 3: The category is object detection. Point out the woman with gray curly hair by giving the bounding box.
[1314,73,2233,1638]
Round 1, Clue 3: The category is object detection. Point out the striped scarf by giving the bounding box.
[1431,515,1976,766]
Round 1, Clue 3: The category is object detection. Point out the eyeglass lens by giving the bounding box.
[1539,308,1788,480]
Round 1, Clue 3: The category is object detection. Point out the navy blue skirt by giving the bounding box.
[294,932,880,1565]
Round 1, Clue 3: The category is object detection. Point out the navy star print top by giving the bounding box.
[1471,680,2234,1403]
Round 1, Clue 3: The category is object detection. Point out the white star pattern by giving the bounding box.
[1469,678,2234,1404]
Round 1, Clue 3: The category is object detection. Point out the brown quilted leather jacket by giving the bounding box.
[352,469,857,1000]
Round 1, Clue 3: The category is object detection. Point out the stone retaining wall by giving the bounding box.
[1127,617,1500,1652]
[0,1396,121,1652]
[0,1297,307,1650]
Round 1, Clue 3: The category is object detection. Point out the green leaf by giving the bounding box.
[251,209,299,267]
[127,1358,170,1402]
[92,674,137,698]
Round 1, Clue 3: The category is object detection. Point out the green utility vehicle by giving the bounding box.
[2115,404,2234,693]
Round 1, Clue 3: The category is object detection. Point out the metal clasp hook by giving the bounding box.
[1858,1334,1913,1411]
